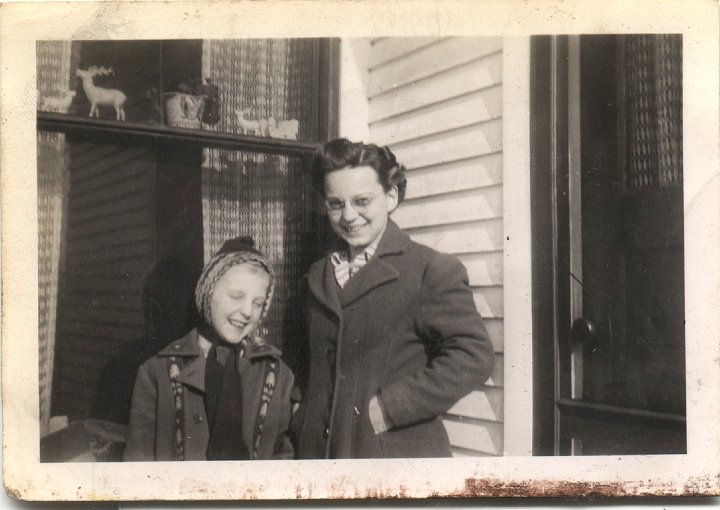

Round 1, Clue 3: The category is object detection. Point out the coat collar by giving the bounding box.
[307,219,410,313]
[374,219,413,258]
[158,329,282,359]
[157,329,203,357]
[157,329,282,392]
[244,341,283,360]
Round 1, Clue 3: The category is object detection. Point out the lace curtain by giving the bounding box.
[625,35,683,190]
[200,40,318,349]
[37,41,73,436]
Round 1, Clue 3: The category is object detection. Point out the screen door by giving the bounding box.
[532,35,686,455]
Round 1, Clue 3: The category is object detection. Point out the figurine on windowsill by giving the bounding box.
[76,66,127,121]
[234,109,299,140]
[235,108,262,136]
[165,77,220,128]
[267,117,299,140]
[141,87,163,125]
[202,78,220,125]
[179,77,220,125]
[165,93,205,129]
[38,90,76,113]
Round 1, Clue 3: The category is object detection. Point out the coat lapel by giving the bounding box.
[306,257,342,319]
[175,355,206,393]
[157,329,206,393]
[338,220,409,307]
[339,258,399,307]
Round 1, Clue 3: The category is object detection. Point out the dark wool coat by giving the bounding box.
[123,329,294,461]
[292,220,495,458]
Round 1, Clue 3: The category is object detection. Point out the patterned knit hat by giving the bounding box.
[194,236,275,337]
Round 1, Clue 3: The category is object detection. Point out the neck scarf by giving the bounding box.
[204,337,249,460]
[330,242,378,288]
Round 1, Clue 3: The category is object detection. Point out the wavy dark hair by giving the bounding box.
[313,138,407,204]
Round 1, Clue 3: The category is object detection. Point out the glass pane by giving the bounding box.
[38,40,170,124]
[37,38,323,140]
[200,39,319,141]
[51,138,159,424]
[580,35,685,415]
[201,149,322,357]
[43,135,320,441]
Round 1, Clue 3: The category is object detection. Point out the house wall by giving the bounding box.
[341,37,505,456]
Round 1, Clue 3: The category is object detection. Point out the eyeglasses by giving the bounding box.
[324,193,381,214]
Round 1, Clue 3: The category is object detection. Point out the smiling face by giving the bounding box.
[324,165,399,255]
[209,263,270,344]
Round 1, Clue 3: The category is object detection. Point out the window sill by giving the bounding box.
[37,111,320,157]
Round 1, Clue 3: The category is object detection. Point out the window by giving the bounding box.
[37,39,338,456]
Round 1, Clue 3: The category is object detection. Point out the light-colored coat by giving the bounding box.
[292,220,495,458]
[124,329,294,461]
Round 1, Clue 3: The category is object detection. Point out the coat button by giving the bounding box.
[193,413,204,424]
[323,427,330,438]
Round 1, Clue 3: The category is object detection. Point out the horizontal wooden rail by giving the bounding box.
[37,112,321,157]
[556,398,686,426]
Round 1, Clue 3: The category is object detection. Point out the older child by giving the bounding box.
[124,237,294,461]
[292,139,494,458]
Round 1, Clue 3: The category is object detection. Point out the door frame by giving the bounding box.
[530,34,570,456]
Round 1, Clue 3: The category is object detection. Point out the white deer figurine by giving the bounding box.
[235,108,265,136]
[76,66,127,121]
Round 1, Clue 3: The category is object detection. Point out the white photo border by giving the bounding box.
[1,0,718,501]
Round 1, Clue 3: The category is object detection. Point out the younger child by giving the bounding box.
[123,237,294,461]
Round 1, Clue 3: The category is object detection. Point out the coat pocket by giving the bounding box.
[377,417,452,458]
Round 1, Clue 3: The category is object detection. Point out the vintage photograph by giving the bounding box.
[36,34,685,463]
[2,0,719,501]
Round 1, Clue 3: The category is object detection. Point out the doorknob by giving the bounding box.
[571,317,596,345]
[570,317,595,400]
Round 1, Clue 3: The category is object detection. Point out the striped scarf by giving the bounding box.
[330,243,378,288]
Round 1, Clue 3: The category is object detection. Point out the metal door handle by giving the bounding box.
[570,317,595,400]
[571,318,596,345]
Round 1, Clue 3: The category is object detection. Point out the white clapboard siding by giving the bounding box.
[368,37,502,97]
[394,185,502,230]
[484,318,504,353]
[472,286,503,319]
[486,353,504,387]
[403,153,502,200]
[457,251,503,287]
[370,53,502,122]
[390,119,502,169]
[370,86,502,145]
[405,218,503,254]
[443,419,503,456]
[367,36,504,457]
[449,387,504,421]
[369,37,444,69]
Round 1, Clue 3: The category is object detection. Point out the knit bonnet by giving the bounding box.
[194,236,275,339]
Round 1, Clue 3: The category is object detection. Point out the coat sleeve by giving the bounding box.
[287,275,310,402]
[271,363,295,460]
[123,360,158,461]
[379,253,495,429]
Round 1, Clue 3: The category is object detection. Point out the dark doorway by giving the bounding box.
[531,35,686,455]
